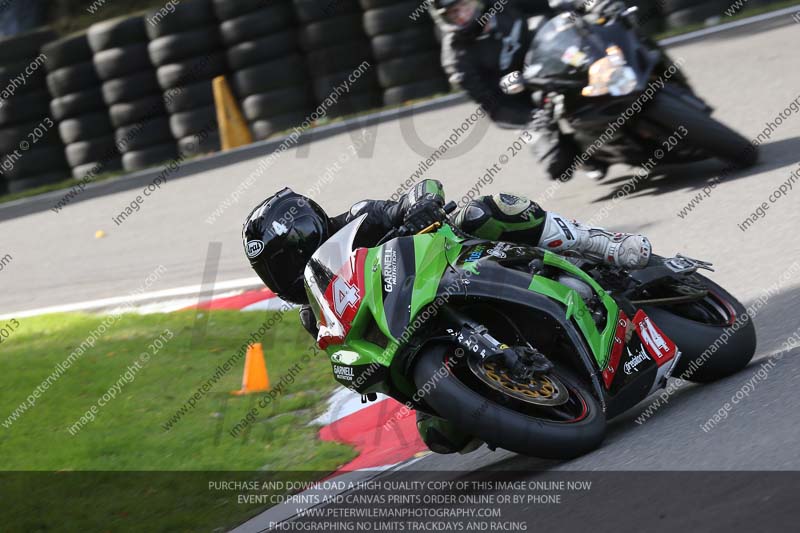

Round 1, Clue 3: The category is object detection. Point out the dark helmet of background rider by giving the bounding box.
[242,188,331,305]
[431,0,486,38]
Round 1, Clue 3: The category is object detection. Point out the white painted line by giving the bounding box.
[0,276,264,320]
[659,5,800,46]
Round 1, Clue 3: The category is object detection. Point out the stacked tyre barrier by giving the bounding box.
[87,15,176,173]
[1,29,70,194]
[44,31,121,181]
[147,0,227,157]
[659,0,778,29]
[626,0,665,35]
[661,0,728,28]
[213,0,308,141]
[361,0,448,106]
[296,0,382,121]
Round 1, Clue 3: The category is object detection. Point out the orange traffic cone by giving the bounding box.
[231,343,270,395]
[213,75,253,151]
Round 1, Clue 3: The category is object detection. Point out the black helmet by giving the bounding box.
[242,188,331,305]
[431,0,486,37]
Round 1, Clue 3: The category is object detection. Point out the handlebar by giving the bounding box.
[377,201,460,245]
[395,200,458,237]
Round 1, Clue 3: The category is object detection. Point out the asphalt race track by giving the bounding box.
[2,12,799,528]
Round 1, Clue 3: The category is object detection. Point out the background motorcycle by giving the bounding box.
[502,1,758,175]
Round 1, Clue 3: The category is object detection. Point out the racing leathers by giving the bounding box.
[298,179,652,337]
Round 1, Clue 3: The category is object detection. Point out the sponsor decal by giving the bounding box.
[487,243,511,259]
[602,313,629,389]
[331,350,360,365]
[462,246,485,275]
[623,346,650,375]
[382,247,398,293]
[554,217,575,240]
[333,365,354,381]
[464,247,485,263]
[246,240,264,258]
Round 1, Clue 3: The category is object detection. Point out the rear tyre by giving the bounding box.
[642,275,757,383]
[643,88,758,168]
[413,343,605,459]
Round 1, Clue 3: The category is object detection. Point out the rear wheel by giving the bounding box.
[413,344,605,459]
[641,274,756,383]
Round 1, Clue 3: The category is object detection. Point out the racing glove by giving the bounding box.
[402,197,447,235]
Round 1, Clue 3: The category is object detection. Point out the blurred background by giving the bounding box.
[0,0,793,197]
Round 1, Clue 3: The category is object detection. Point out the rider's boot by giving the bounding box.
[538,212,652,269]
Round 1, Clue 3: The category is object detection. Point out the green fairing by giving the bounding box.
[527,252,619,368]
[411,232,451,318]
[342,229,455,364]
[334,247,394,368]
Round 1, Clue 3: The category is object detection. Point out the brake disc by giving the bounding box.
[468,358,570,407]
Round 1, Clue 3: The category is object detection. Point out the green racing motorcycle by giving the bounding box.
[303,203,756,458]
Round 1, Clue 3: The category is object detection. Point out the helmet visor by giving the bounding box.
[256,214,327,303]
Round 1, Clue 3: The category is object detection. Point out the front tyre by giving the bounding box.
[643,88,758,168]
[413,344,606,459]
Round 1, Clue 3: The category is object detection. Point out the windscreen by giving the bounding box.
[526,13,594,79]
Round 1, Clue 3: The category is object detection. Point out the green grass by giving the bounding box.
[0,310,356,531]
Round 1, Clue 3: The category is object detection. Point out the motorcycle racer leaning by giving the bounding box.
[242,179,651,453]
[435,0,614,180]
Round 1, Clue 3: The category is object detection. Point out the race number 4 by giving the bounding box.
[333,277,359,317]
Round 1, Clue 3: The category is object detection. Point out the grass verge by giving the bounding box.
[0,309,356,531]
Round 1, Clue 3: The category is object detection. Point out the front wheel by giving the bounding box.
[413,344,606,459]
[642,88,758,168]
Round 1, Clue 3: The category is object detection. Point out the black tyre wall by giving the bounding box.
[213,0,313,141]
[89,14,176,172]
[145,0,226,158]
[1,29,70,192]
[363,0,449,106]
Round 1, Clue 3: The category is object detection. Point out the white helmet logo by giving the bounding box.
[246,240,264,258]
[272,221,289,236]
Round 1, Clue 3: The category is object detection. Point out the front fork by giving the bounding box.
[440,307,551,380]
